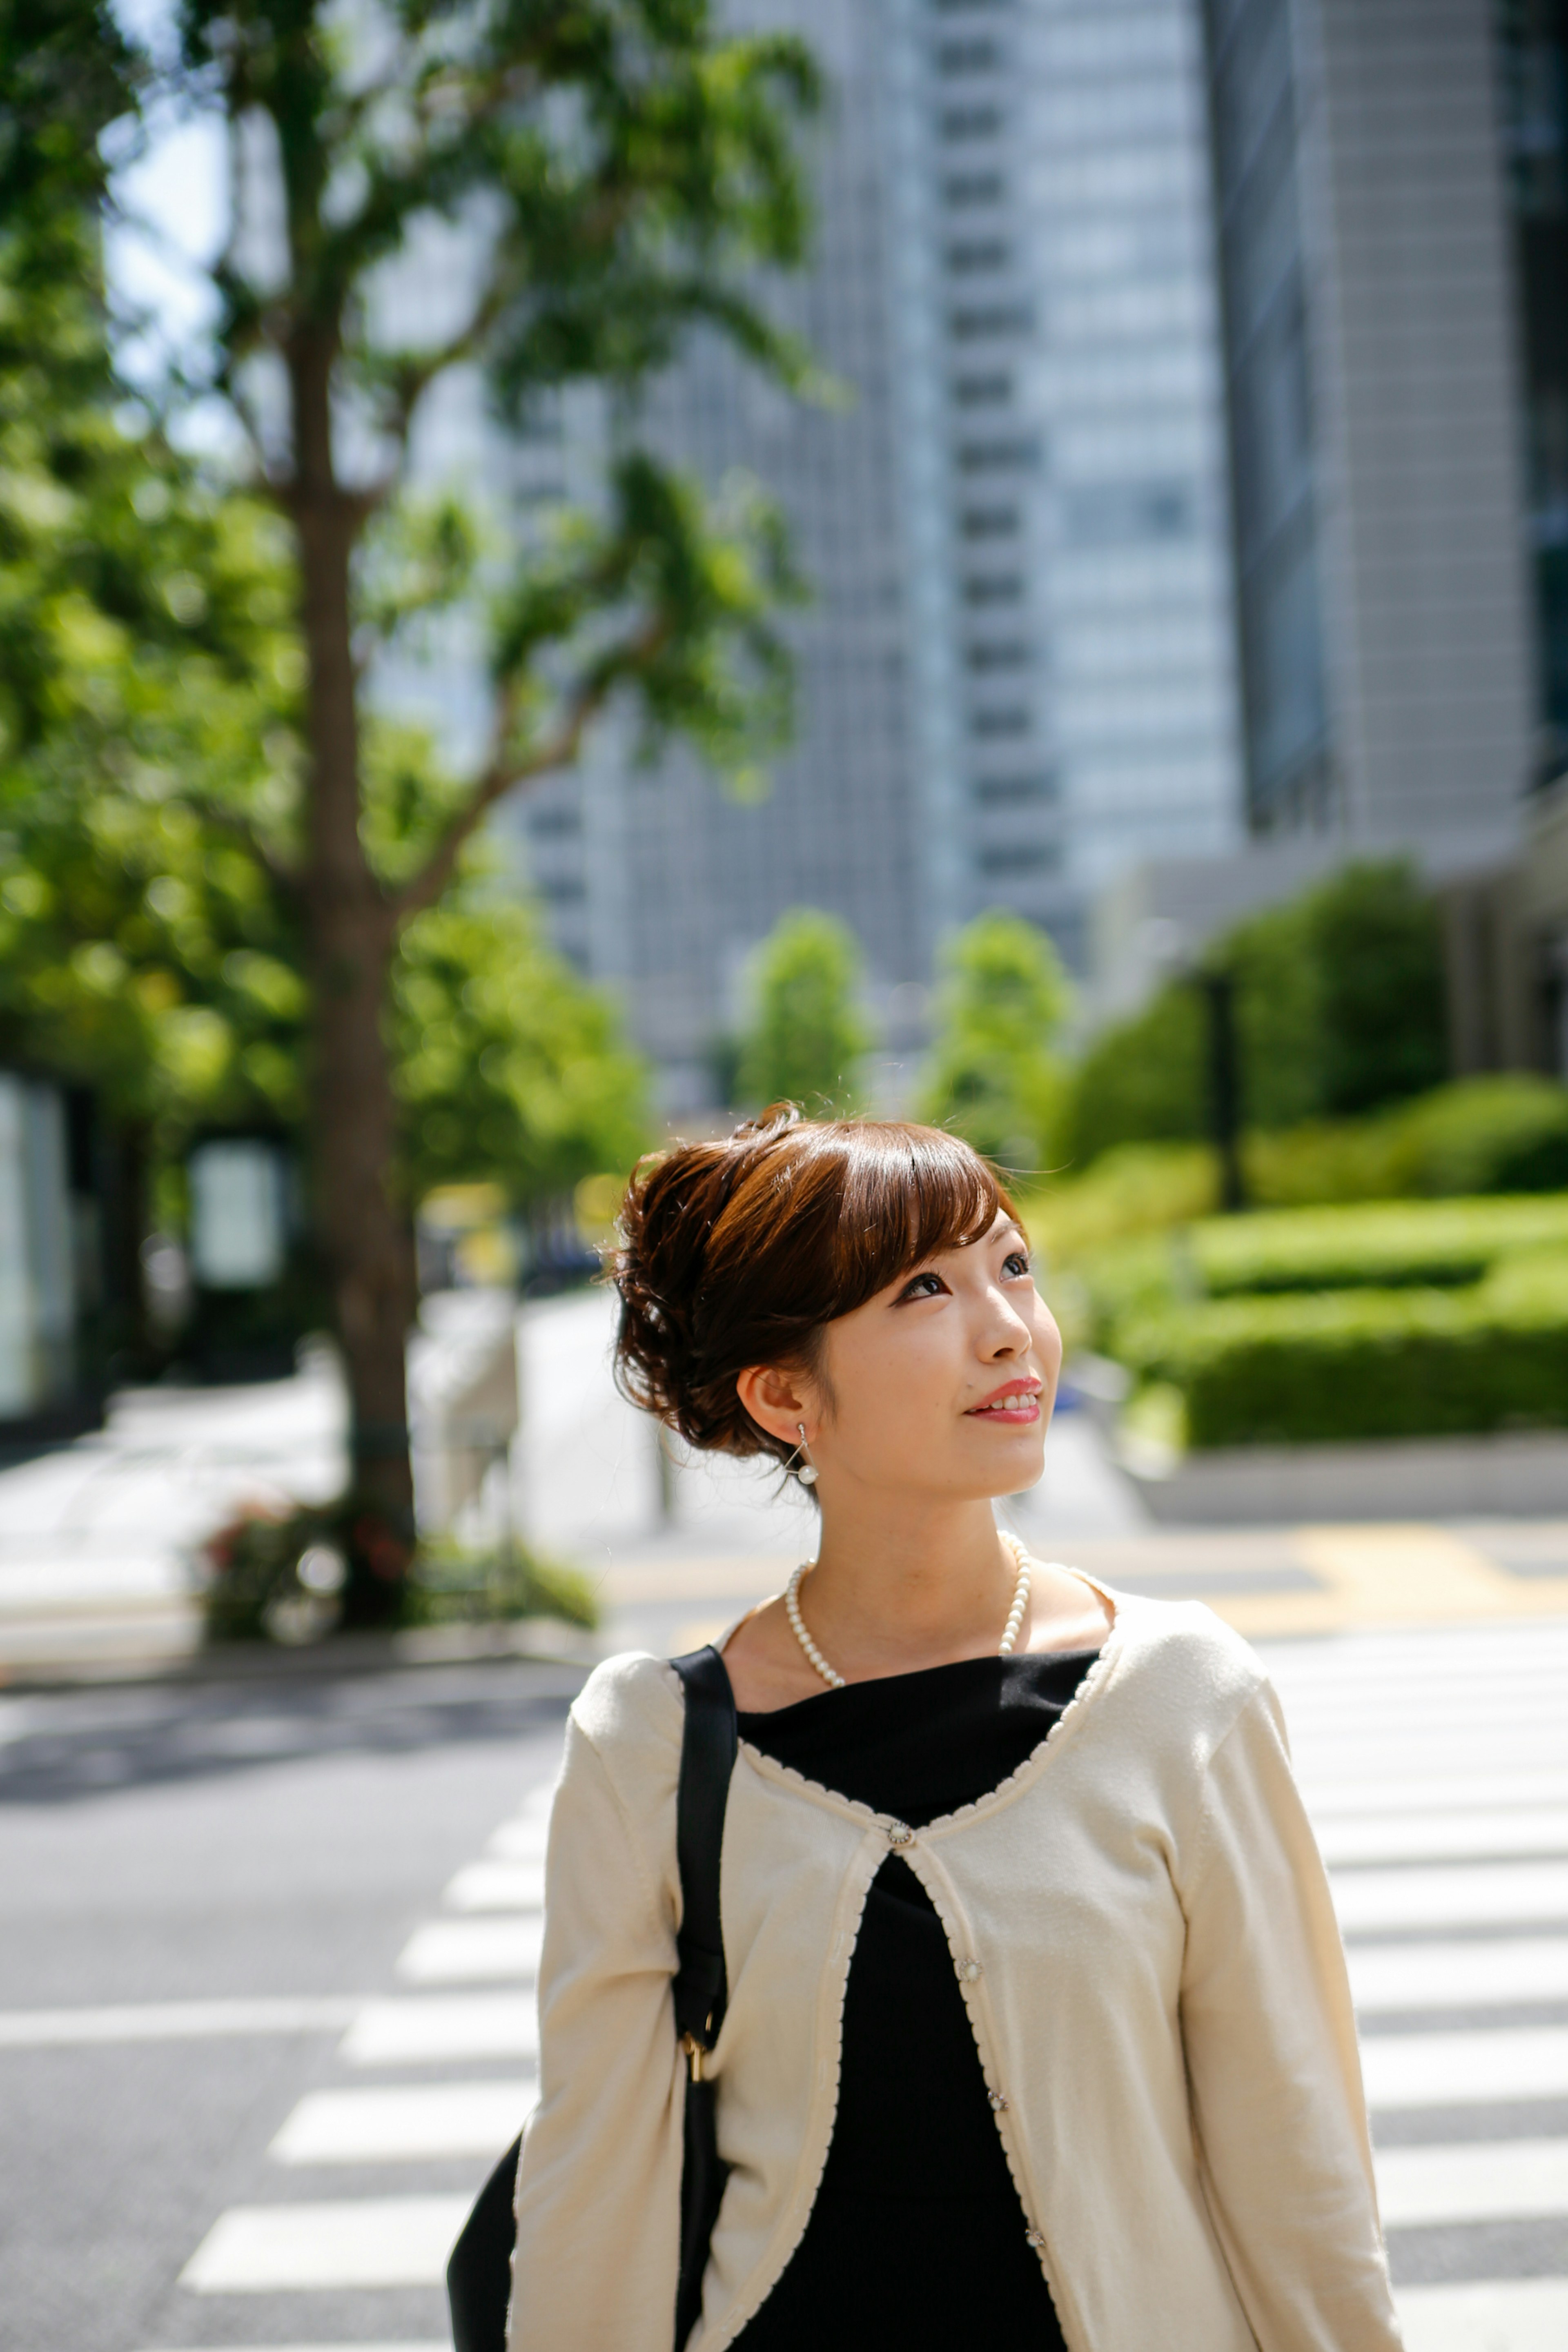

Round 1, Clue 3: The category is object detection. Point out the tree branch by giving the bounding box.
[186,797,301,895]
[390,616,670,923]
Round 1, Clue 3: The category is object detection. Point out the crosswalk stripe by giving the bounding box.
[0,1996,358,2047]
[1318,1808,1568,1866]
[1395,2276,1568,2350]
[1302,1772,1568,1821]
[1376,2137,1568,2226]
[1331,1860,1568,1935]
[1288,1700,1567,1744]
[395,1916,543,1983]
[270,2079,534,2164]
[443,1859,545,1911]
[341,1992,537,2066]
[486,1818,550,1861]
[1362,2024,1568,2109]
[1348,1934,1568,2014]
[180,2196,468,2291]
[1290,1733,1568,1778]
[1269,1629,1568,1677]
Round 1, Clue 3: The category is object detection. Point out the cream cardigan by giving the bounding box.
[508,1581,1403,2352]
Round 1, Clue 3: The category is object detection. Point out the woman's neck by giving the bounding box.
[803,1495,1017,1678]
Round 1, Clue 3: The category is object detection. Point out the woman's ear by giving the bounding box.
[736,1362,812,1451]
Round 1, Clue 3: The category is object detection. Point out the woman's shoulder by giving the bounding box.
[570,1647,686,1764]
[1092,1583,1272,1744]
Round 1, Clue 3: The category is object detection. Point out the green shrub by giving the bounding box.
[1118,1274,1568,1448]
[1064,859,1448,1162]
[1244,1119,1414,1207]
[200,1500,597,1645]
[1189,1195,1568,1297]
[1065,988,1205,1167]
[1020,1141,1218,1261]
[1396,1076,1568,1196]
[405,1544,599,1630]
[1304,862,1448,1114]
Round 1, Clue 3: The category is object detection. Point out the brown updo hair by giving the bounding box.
[613,1104,1018,1470]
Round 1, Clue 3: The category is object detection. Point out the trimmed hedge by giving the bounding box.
[1118,1271,1568,1448]
[1190,1196,1568,1298]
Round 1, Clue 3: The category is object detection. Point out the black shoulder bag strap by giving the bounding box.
[669,1643,739,2347]
[446,1645,738,2352]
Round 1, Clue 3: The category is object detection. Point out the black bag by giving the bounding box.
[447,1644,738,2352]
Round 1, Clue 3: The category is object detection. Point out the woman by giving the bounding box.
[508,1109,1401,2352]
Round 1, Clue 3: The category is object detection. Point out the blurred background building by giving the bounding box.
[381,0,1568,1105]
[504,0,1245,1109]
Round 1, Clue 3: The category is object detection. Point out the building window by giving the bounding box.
[947,238,1009,273]
[945,173,1006,206]
[976,842,1060,876]
[964,573,1023,604]
[528,807,582,838]
[951,305,1034,340]
[938,38,1003,74]
[1060,481,1195,545]
[958,436,1040,472]
[971,706,1031,738]
[973,771,1055,804]
[954,372,1011,406]
[941,106,1002,140]
[541,874,587,903]
[961,505,1020,537]
[967,640,1031,671]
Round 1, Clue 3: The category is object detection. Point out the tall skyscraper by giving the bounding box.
[1201,0,1537,858]
[512,0,1245,1108]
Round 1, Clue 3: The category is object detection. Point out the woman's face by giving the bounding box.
[800,1210,1062,1505]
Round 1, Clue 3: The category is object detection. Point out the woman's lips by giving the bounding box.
[966,1386,1042,1424]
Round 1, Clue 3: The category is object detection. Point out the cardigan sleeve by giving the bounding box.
[1178,1684,1404,2352]
[508,1709,684,2352]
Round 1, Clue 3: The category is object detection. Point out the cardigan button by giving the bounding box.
[988,2090,1009,2112]
[887,1821,914,1847]
[1025,2230,1044,2250]
[959,1958,981,1982]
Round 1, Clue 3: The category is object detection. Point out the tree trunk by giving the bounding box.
[289,326,419,1608]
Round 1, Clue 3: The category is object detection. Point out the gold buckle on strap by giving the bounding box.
[680,2031,708,2082]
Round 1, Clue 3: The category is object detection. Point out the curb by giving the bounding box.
[0,1615,604,1696]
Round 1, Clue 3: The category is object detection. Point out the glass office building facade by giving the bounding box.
[506,0,1245,1102]
[1203,0,1331,834]
[1201,0,1535,863]
[1497,0,1568,777]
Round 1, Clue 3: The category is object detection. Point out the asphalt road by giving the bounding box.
[6,1621,1568,2352]
[0,1660,578,2352]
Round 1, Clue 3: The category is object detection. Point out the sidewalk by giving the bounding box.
[0,1347,347,1679]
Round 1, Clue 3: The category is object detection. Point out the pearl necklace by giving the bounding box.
[784,1532,1033,1693]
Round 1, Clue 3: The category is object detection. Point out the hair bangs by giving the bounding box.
[828,1124,1016,1306]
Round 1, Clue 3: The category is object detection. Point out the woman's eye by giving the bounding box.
[899,1270,947,1301]
[1002,1251,1031,1279]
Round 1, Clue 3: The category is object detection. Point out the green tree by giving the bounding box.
[0,0,312,1350]
[392,888,648,1207]
[1310,862,1447,1113]
[919,911,1071,1170]
[88,0,825,1539]
[736,909,873,1112]
[1065,861,1450,1166]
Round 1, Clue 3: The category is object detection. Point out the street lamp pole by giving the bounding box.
[1198,969,1246,1213]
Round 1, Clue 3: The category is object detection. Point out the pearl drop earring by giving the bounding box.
[794,1423,819,1486]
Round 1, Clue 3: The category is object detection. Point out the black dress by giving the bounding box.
[729,1649,1100,2350]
